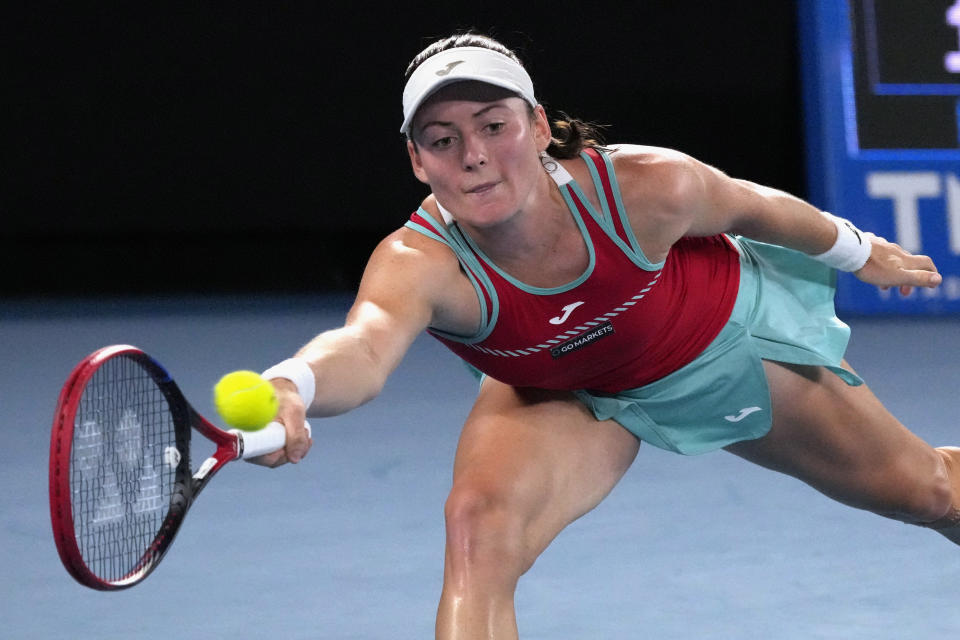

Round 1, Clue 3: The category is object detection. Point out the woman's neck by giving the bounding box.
[461,172,589,288]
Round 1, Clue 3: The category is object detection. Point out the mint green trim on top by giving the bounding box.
[444,223,501,343]
[405,208,499,344]
[403,220,447,245]
[559,176,662,274]
[580,150,613,223]
[580,149,662,270]
[563,180,606,228]
[587,150,643,257]
[566,179,663,273]
[458,194,597,295]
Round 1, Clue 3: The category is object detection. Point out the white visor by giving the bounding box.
[400,46,537,135]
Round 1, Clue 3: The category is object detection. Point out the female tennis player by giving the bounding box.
[256,33,956,639]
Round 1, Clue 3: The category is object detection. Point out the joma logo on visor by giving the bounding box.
[436,61,465,76]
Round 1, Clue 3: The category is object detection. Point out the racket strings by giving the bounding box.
[71,356,179,583]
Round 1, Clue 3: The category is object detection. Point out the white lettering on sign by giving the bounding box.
[948,173,960,254]
[865,172,960,254]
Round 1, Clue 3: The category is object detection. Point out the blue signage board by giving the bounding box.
[799,0,960,313]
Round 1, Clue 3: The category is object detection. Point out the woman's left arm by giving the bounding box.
[640,148,943,294]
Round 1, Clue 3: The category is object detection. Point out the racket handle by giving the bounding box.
[232,420,313,460]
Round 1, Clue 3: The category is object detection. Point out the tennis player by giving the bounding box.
[257,33,955,639]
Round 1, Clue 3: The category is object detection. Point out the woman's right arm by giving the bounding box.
[256,225,470,465]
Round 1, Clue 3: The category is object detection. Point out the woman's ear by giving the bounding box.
[407,139,430,185]
[532,104,552,152]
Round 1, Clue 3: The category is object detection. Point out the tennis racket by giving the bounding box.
[48,344,310,590]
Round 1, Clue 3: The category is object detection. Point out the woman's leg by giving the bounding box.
[725,360,958,537]
[436,378,641,640]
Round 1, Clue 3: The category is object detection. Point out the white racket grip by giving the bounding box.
[233,420,313,460]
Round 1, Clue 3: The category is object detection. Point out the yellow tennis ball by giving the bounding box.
[213,370,278,431]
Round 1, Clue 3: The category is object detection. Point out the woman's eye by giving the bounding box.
[486,122,505,133]
[432,136,454,148]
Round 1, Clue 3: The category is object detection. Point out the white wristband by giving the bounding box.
[810,212,872,272]
[262,358,316,409]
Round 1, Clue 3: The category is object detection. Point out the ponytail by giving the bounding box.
[546,114,610,159]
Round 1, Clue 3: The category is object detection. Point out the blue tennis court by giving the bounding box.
[3,294,960,638]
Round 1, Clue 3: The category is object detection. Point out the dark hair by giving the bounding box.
[545,113,609,160]
[404,32,608,158]
[404,32,521,79]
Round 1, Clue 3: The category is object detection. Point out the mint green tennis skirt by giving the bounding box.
[574,236,862,455]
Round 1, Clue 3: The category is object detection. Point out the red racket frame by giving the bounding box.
[49,345,242,590]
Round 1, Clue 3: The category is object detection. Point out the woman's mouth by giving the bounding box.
[466,181,499,195]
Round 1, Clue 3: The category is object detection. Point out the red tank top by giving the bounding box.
[405,149,740,393]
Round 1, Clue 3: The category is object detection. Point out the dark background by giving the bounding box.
[851,0,958,149]
[7,3,804,297]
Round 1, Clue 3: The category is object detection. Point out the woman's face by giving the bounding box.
[406,82,551,228]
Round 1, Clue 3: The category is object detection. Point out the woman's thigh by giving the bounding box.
[448,377,641,557]
[725,359,946,520]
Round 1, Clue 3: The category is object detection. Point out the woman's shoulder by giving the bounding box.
[374,197,470,284]
[597,144,709,253]
[360,202,480,335]
[359,220,468,301]
[378,212,457,267]
[605,144,695,176]
[604,144,702,210]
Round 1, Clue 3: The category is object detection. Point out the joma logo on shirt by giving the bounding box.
[549,301,585,325]
[550,322,615,358]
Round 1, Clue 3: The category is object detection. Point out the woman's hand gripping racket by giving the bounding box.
[48,344,311,590]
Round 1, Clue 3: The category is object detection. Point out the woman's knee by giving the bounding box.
[443,483,537,579]
[885,448,954,525]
